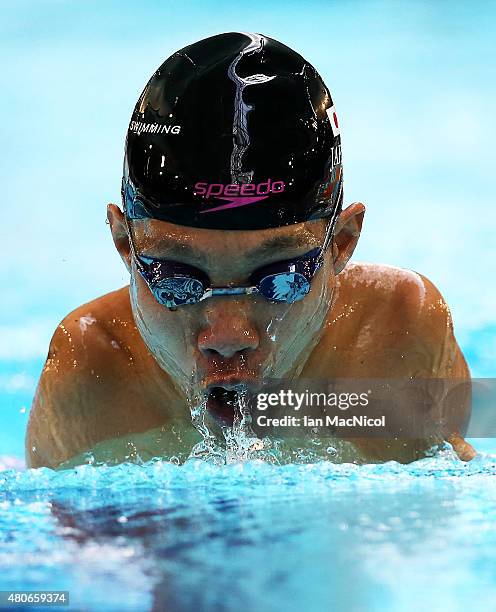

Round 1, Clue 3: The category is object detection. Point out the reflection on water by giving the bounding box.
[1,451,496,611]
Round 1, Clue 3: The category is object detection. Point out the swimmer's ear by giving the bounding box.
[331,202,365,274]
[107,203,131,273]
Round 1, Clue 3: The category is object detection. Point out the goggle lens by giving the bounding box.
[258,272,311,304]
[152,276,205,308]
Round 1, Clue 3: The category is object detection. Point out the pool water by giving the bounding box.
[1,443,496,612]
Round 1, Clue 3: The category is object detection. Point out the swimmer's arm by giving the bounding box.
[415,274,476,461]
[352,273,476,463]
[25,318,106,469]
[25,313,141,469]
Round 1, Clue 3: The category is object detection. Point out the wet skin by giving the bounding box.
[25,202,476,468]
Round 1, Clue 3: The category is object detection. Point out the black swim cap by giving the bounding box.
[122,32,343,230]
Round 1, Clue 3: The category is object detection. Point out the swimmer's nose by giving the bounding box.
[198,304,259,358]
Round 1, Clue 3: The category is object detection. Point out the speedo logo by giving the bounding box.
[194,179,286,213]
[129,121,181,135]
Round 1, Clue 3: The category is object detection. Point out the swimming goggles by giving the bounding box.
[124,214,337,310]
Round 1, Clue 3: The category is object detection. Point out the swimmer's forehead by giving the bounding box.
[131,218,327,261]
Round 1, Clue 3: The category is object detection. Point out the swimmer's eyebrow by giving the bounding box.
[245,234,317,260]
[143,234,317,262]
[141,241,201,261]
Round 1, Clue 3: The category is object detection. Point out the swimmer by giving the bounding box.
[26,32,476,468]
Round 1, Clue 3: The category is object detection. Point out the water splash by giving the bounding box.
[185,388,368,466]
[188,388,281,465]
[221,388,267,463]
[188,397,225,464]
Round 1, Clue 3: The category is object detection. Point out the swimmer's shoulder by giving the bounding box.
[337,261,456,333]
[40,286,144,375]
[337,260,443,311]
[53,285,139,355]
[317,261,466,377]
[26,287,164,468]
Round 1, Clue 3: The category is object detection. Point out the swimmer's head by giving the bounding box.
[109,32,364,406]
[121,31,343,231]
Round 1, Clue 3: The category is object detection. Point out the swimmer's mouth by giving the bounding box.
[204,374,261,392]
[204,377,260,426]
[206,387,240,426]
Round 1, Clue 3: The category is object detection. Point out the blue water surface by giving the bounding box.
[1,451,496,612]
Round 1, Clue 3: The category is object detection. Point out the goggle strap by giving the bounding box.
[124,216,149,280]
[322,206,340,254]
